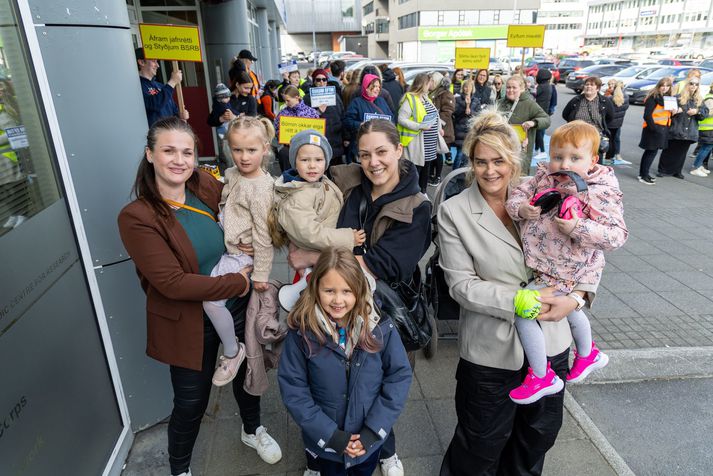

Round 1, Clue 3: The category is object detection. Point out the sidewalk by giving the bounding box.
[122,167,713,476]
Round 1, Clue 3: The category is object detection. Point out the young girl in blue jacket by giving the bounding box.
[278,247,412,476]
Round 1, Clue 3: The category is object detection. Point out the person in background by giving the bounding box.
[676,68,701,95]
[380,64,405,113]
[473,69,493,107]
[398,73,440,193]
[451,69,465,96]
[327,60,346,98]
[258,80,280,121]
[207,83,239,138]
[497,75,551,174]
[657,78,705,179]
[491,74,506,103]
[637,77,674,185]
[453,79,477,170]
[228,49,260,97]
[136,47,189,126]
[430,71,455,187]
[300,69,314,96]
[304,69,347,166]
[604,80,629,165]
[343,73,394,163]
[274,85,320,171]
[229,71,258,117]
[534,69,554,154]
[690,90,713,177]
[341,68,362,107]
[392,67,407,92]
[356,66,396,114]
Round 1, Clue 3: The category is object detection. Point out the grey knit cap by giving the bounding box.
[213,82,231,99]
[288,129,333,168]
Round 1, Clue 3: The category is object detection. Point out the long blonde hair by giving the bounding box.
[223,115,275,170]
[287,248,382,355]
[679,79,703,107]
[463,108,522,182]
[612,81,625,107]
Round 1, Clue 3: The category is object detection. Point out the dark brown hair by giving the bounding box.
[356,119,409,176]
[131,116,199,220]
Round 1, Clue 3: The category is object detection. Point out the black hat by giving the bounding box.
[135,47,146,61]
[238,49,258,61]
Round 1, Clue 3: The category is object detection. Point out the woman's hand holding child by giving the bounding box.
[353,229,366,246]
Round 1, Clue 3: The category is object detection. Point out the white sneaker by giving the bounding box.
[703,167,711,175]
[380,453,404,476]
[241,425,282,464]
[303,470,320,476]
[172,470,191,476]
[690,167,707,177]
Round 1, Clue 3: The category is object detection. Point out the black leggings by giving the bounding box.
[440,349,568,476]
[168,298,260,475]
[639,149,660,178]
[416,165,429,193]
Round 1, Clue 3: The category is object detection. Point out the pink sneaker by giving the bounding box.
[567,342,609,383]
[509,363,564,405]
[212,341,246,387]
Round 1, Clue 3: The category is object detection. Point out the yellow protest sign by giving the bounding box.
[454,48,490,70]
[507,25,546,48]
[511,125,527,142]
[278,117,327,145]
[139,24,202,62]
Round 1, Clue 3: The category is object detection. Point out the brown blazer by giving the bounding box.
[118,170,249,371]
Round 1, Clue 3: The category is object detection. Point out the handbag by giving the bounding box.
[437,131,449,154]
[358,195,432,351]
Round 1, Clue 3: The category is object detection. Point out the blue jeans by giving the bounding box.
[453,149,469,170]
[693,143,713,169]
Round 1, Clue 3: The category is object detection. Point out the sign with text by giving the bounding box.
[309,86,337,107]
[454,47,490,70]
[363,113,392,122]
[278,61,299,74]
[139,24,202,62]
[507,25,546,48]
[278,116,327,144]
[5,126,28,149]
[663,96,678,111]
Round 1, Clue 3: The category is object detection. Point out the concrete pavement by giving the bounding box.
[122,89,713,475]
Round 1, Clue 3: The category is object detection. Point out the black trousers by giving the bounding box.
[440,349,569,476]
[658,139,692,176]
[639,149,660,178]
[168,298,261,475]
[416,165,429,193]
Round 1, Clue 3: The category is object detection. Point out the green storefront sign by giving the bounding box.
[418,25,508,41]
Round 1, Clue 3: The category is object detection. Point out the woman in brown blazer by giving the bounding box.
[118,117,281,476]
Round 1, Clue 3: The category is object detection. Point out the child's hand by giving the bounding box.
[344,434,366,458]
[238,266,254,297]
[554,216,579,235]
[252,281,269,292]
[353,229,366,246]
[519,203,541,220]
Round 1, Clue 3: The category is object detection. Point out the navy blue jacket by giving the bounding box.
[336,161,431,283]
[343,96,394,160]
[304,92,346,159]
[140,76,178,126]
[207,98,241,127]
[278,317,412,466]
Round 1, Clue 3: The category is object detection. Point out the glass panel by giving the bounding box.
[420,11,438,26]
[140,0,196,6]
[0,2,61,237]
[442,11,459,26]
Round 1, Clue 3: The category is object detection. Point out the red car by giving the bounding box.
[524,61,561,82]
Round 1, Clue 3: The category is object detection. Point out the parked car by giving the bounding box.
[625,66,713,104]
[344,59,393,71]
[700,71,713,96]
[698,58,713,70]
[599,65,661,87]
[565,64,628,93]
[297,51,306,61]
[525,61,560,82]
[592,57,633,65]
[657,58,683,66]
[556,58,596,83]
[403,66,455,86]
[488,57,510,75]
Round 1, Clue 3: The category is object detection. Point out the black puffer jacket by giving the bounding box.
[535,69,553,115]
[562,94,614,135]
[381,68,404,111]
[453,92,478,148]
[304,93,346,159]
[473,83,492,107]
[668,96,707,142]
[606,94,630,129]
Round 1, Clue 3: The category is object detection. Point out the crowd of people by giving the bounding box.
[129,46,713,476]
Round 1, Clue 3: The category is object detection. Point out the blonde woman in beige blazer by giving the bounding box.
[438,111,597,476]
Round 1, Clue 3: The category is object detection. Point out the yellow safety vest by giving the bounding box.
[397,93,427,147]
[699,94,713,131]
[0,104,18,163]
[642,102,671,128]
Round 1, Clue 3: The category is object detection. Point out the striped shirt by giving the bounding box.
[422,99,439,162]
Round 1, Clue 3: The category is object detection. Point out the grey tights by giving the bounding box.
[203,301,239,358]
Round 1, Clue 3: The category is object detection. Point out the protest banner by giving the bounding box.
[278,116,327,144]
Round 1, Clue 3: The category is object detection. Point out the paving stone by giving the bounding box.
[543,439,617,476]
[425,399,457,450]
[658,290,713,315]
[643,254,695,272]
[615,292,681,317]
[604,254,658,273]
[413,342,458,400]
[600,271,649,293]
[392,399,444,457]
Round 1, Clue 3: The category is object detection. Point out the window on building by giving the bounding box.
[398,12,418,29]
[364,22,375,34]
[463,10,479,24]
[376,18,389,33]
[442,10,459,25]
[398,0,410,4]
[363,1,373,15]
[499,10,514,24]
[342,0,354,18]
[420,11,438,26]
[480,10,494,24]
[520,9,536,23]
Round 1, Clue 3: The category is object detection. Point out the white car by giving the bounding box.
[700,71,713,96]
[601,65,665,87]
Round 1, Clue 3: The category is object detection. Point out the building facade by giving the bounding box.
[583,0,713,52]
[279,0,361,55]
[361,0,542,61]
[538,0,588,52]
[1,1,282,474]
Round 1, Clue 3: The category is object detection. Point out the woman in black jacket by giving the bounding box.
[638,77,674,185]
[604,80,629,164]
[381,65,404,112]
[452,79,478,169]
[534,69,553,153]
[657,79,706,178]
[303,69,346,165]
[473,69,493,107]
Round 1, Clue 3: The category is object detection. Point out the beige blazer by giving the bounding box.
[437,183,597,371]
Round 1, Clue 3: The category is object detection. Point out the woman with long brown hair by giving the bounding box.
[638,76,674,184]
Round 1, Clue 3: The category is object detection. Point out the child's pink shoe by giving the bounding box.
[509,363,564,405]
[567,342,609,383]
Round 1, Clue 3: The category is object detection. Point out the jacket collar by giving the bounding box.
[467,183,521,251]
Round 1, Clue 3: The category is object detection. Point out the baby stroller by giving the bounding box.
[422,166,470,359]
